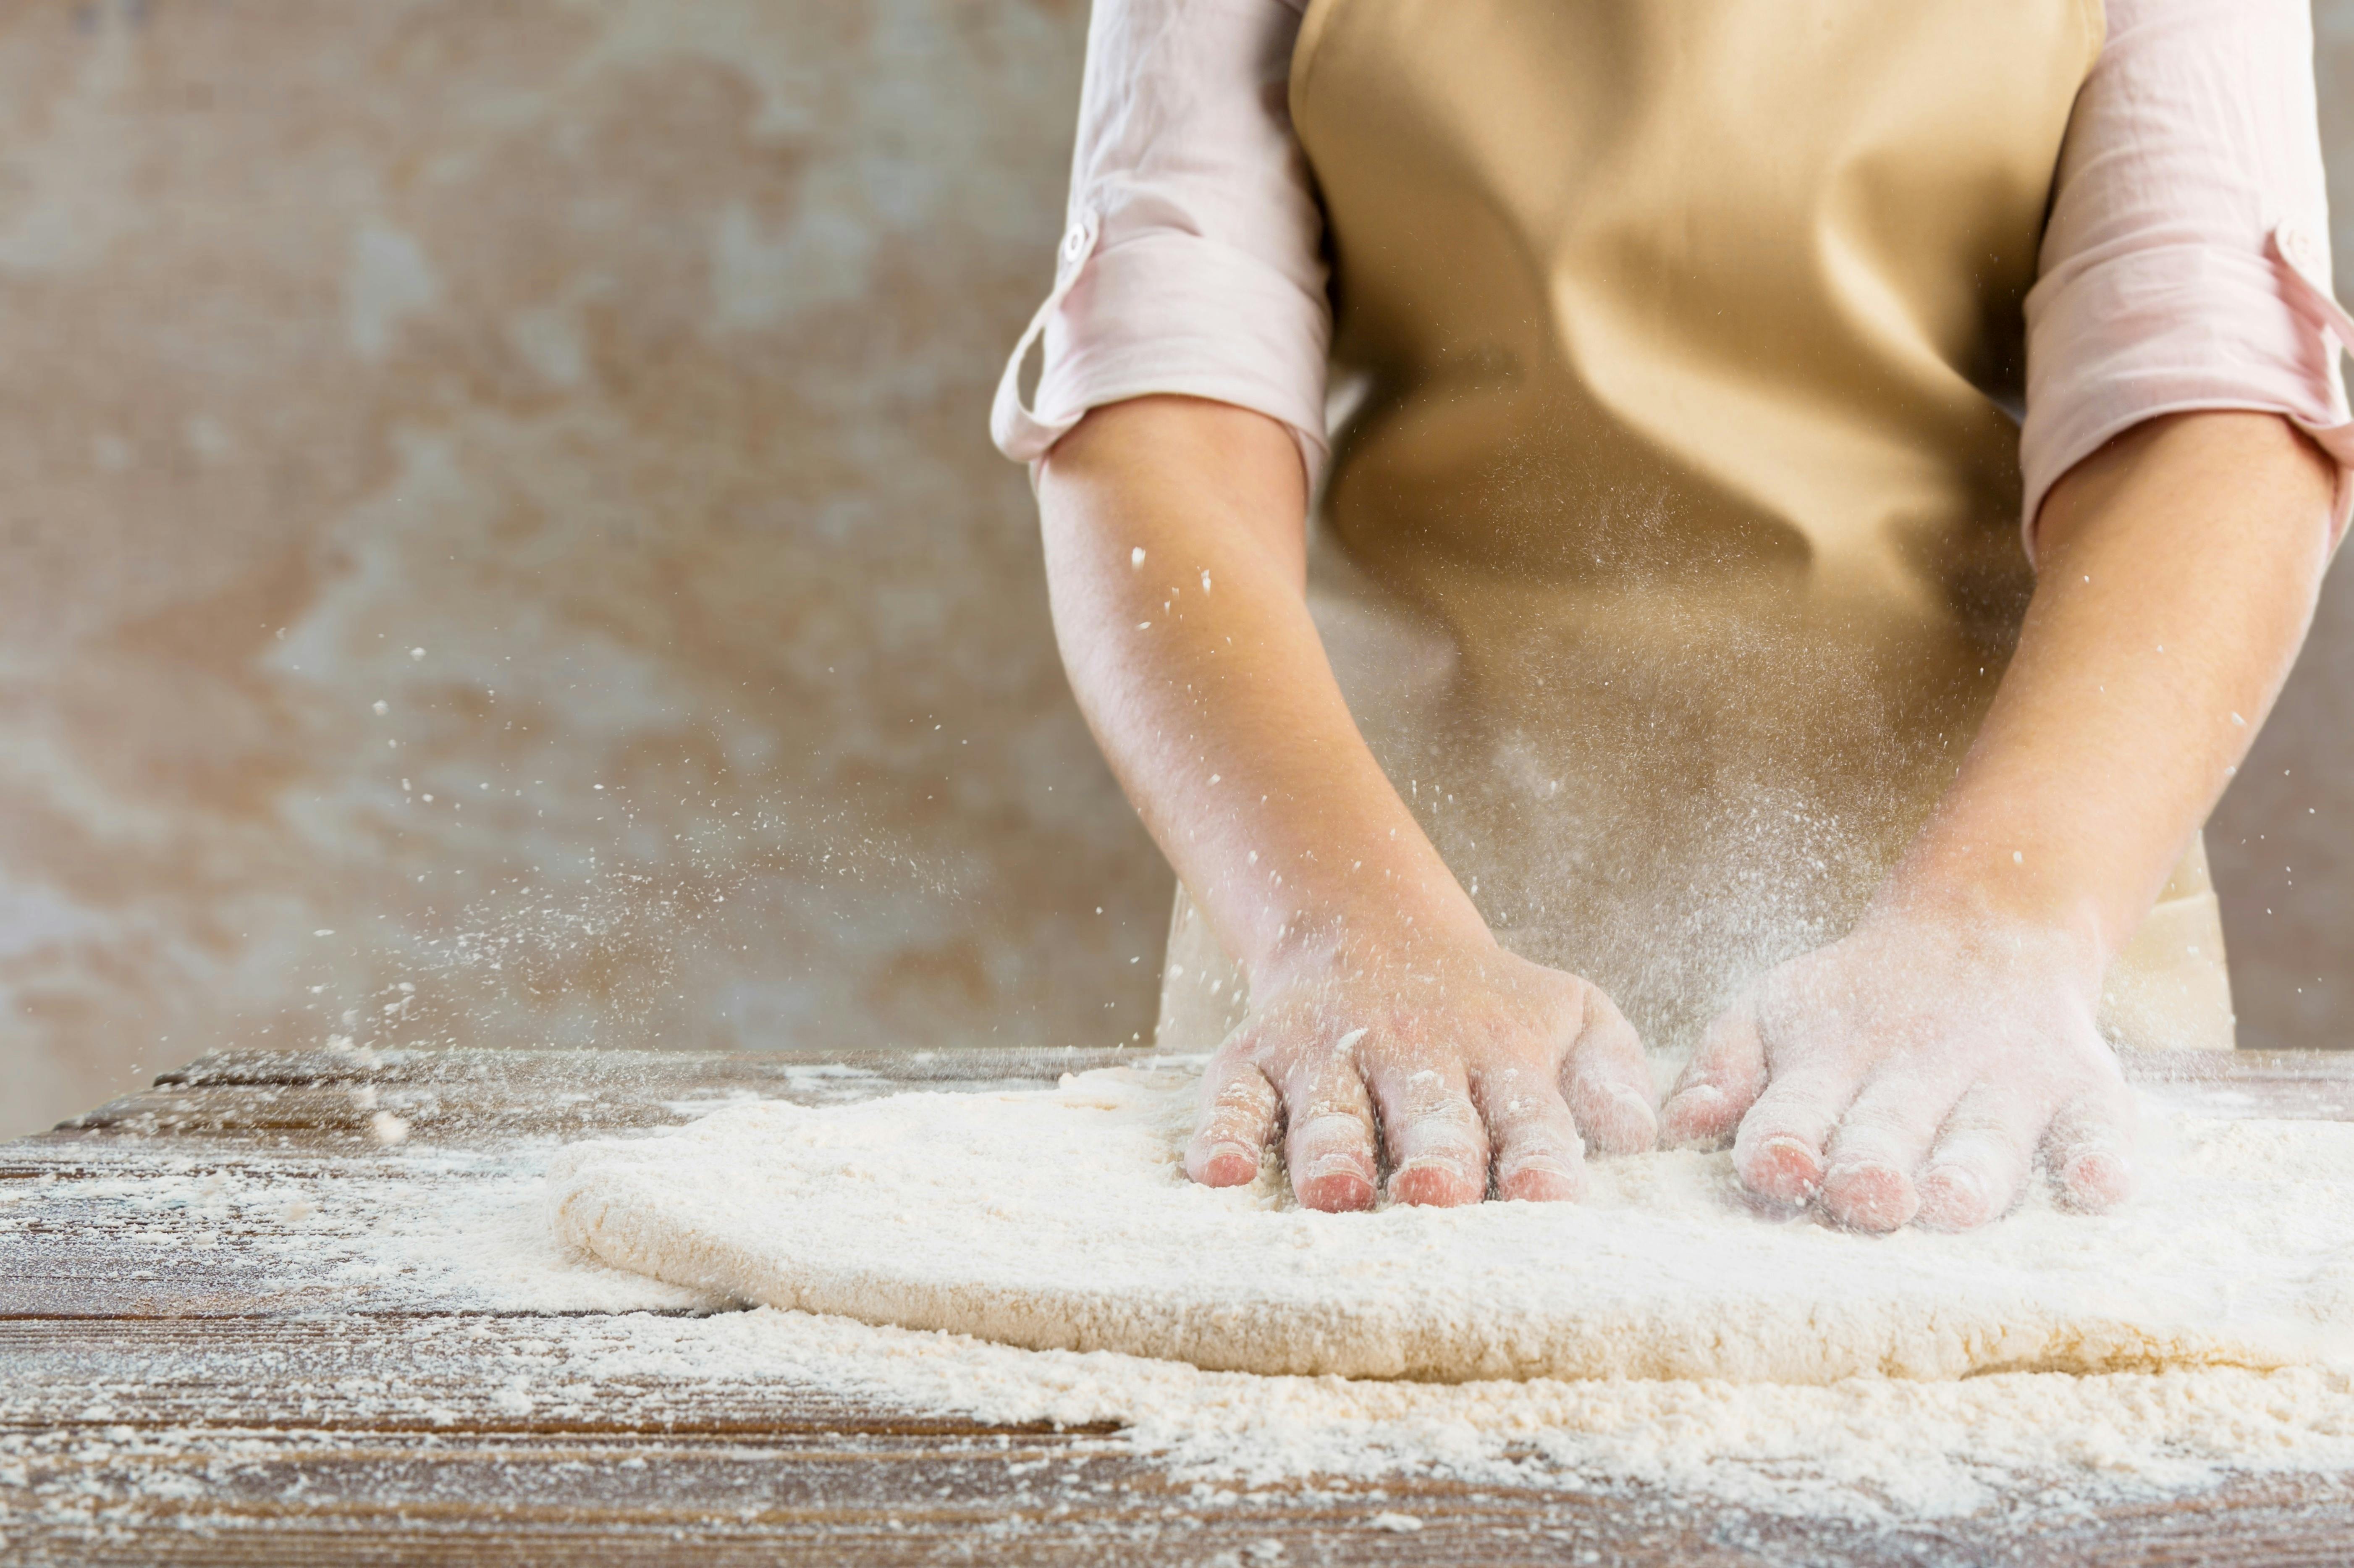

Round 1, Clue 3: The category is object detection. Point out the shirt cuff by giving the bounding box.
[990,219,1332,495]
[2021,221,2354,560]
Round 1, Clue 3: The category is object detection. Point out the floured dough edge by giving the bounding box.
[548,1169,2304,1386]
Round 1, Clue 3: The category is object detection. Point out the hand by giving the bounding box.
[1182,937,1659,1211]
[1659,909,2134,1232]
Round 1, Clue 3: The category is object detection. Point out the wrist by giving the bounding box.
[1864,865,2110,997]
[1244,891,1495,997]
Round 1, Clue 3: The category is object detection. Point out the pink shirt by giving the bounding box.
[992,0,2354,548]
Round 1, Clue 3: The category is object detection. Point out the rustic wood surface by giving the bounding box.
[5,1045,2354,1565]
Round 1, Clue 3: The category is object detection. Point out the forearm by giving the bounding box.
[1670,412,2336,1225]
[1885,412,2337,969]
[1036,396,1490,987]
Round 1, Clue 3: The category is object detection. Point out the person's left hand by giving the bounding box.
[1657,907,2135,1231]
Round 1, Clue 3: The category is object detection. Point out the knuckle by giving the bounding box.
[1936,1130,2015,1169]
[1392,1061,1454,1093]
[1497,1119,1578,1162]
[1294,1106,1371,1142]
[1569,1028,1641,1075]
[1213,1071,1275,1110]
[1476,1066,1573,1124]
[1202,1106,1261,1140]
[1839,1100,1927,1140]
[1213,1033,1274,1076]
[1398,1097,1483,1145]
[1489,1088,1571,1129]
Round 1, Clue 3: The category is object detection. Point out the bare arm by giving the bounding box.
[1039,395,1656,1211]
[1038,399,1478,976]
[1665,411,2337,1229]
[1902,411,2333,949]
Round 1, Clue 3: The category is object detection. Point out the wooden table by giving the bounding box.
[7,1046,2354,1565]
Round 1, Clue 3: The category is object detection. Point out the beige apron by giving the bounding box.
[1156,0,2233,1057]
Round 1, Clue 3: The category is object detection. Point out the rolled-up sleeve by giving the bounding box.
[990,0,1331,488]
[2021,0,2354,554]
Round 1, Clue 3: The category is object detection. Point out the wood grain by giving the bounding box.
[6,1046,2354,1565]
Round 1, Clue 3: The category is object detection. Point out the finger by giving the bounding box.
[1731,1064,1859,1206]
[1183,1052,1279,1188]
[1277,1040,1379,1213]
[2043,1073,2138,1214]
[1369,1056,1488,1207]
[1819,1067,1962,1233]
[1661,1003,1767,1149]
[1559,989,1658,1156]
[1470,1064,1586,1203]
[1915,1083,2039,1232]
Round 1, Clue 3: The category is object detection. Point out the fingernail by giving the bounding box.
[1747,1135,1823,1200]
[1497,1155,1586,1204]
[1822,1160,1918,1232]
[1191,1141,1261,1187]
[1660,1085,1722,1139]
[2058,1151,2132,1211]
[1916,1166,1987,1230]
[1670,1084,1725,1114]
[1822,1158,1905,1191]
[1389,1156,1483,1207]
[1929,1165,1984,1203]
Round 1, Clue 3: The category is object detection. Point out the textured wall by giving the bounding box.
[3,1,2351,1139]
[2207,1,2354,1064]
[0,0,1172,1140]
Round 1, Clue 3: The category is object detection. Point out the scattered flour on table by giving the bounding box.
[544,1306,2354,1524]
[35,1069,2354,1527]
[548,1063,2354,1384]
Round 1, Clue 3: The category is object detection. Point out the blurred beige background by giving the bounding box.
[3,0,2352,1138]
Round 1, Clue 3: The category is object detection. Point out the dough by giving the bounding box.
[547,1064,2354,1384]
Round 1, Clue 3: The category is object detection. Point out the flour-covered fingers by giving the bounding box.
[1471,1065,1586,1203]
[2042,1074,2138,1213]
[1914,1083,2039,1231]
[1183,1052,1279,1188]
[1661,1003,1767,1149]
[1818,1071,1958,1232]
[1559,989,1658,1155]
[1371,1056,1487,1207]
[1731,1064,1857,1204]
[1278,1043,1380,1212]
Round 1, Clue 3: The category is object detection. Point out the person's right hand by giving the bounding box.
[1182,937,1659,1211]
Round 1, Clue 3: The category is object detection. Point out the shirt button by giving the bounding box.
[2277,219,2327,282]
[1059,224,1090,264]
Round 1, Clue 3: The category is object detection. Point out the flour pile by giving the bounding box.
[550,1062,2354,1384]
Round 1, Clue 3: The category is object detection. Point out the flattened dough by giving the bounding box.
[548,1065,2354,1384]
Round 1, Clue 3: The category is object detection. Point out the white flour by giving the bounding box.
[548,1308,2354,1524]
[516,1062,2354,1521]
[21,1076,2354,1529]
[549,1063,2354,1383]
